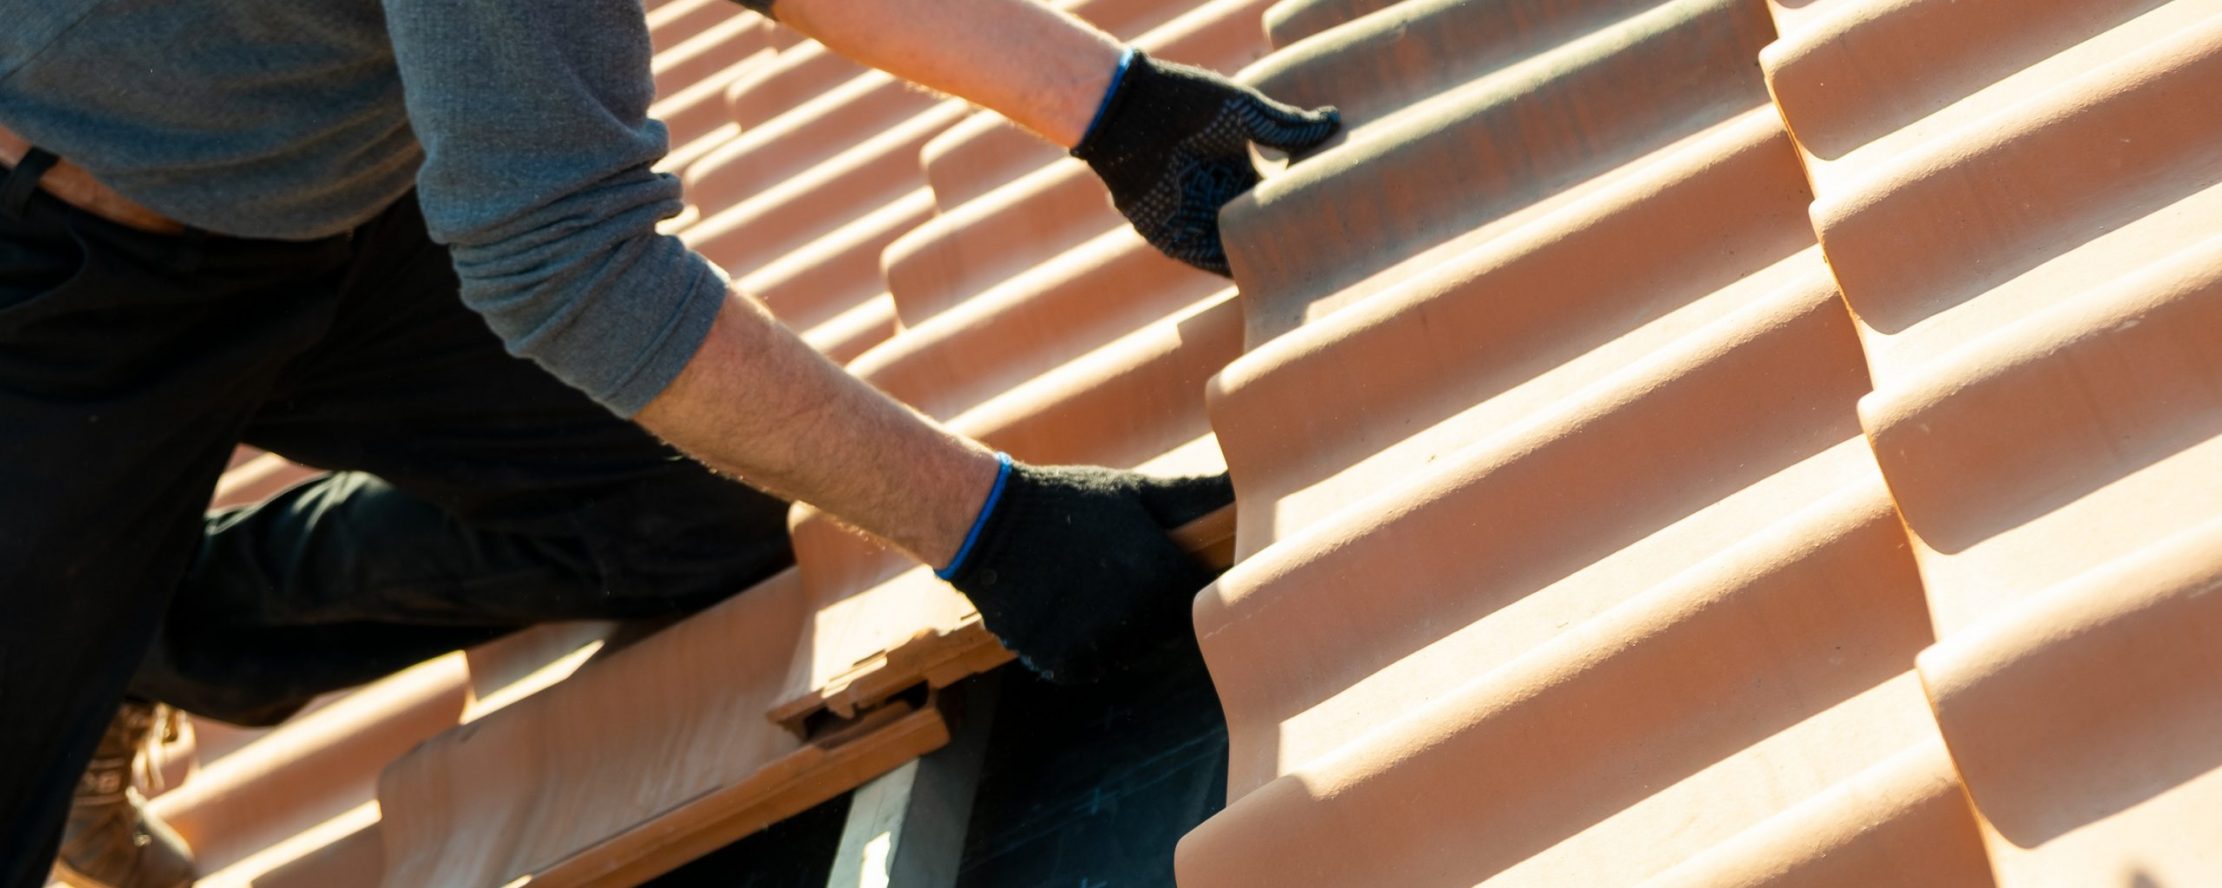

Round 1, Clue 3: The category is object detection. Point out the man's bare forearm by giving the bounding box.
[773,0,1124,148]
[625,0,1295,678]
[636,0,1127,564]
[635,292,998,567]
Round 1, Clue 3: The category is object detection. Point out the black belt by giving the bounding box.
[0,147,59,221]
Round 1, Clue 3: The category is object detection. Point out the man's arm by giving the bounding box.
[764,0,1341,275]
[637,289,1230,686]
[769,0,1124,149]
[380,0,996,566]
[635,290,996,568]
[388,0,1317,679]
[631,0,1323,681]
[633,0,1326,564]
[627,0,1132,567]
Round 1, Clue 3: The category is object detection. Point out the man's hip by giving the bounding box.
[0,124,185,235]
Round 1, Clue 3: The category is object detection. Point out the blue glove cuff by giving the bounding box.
[937,452,1015,580]
[1079,47,1140,148]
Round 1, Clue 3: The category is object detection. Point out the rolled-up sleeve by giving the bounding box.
[382,0,728,416]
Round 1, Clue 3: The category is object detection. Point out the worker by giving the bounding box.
[0,0,1339,883]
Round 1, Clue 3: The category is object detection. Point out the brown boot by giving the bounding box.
[51,700,199,888]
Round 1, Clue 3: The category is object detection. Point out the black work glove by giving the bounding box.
[1072,49,1342,276]
[939,457,1234,684]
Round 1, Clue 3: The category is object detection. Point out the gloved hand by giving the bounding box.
[1072,48,1342,276]
[938,455,1233,683]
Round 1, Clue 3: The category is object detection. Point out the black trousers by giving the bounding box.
[0,158,793,883]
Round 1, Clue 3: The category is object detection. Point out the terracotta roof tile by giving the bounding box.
[1226,0,1778,343]
[647,0,738,53]
[921,113,1072,212]
[141,623,618,886]
[153,656,464,885]
[651,16,772,100]
[857,229,1224,420]
[685,72,933,212]
[683,104,963,276]
[375,570,951,886]
[247,820,385,888]
[886,162,1123,324]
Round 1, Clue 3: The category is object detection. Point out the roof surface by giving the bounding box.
[120,0,2222,885]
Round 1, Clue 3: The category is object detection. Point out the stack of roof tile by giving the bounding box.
[123,0,2222,883]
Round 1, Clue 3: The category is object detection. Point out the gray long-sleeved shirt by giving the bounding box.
[0,0,729,415]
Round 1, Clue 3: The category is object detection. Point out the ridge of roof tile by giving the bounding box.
[921,112,1071,211]
[683,100,965,275]
[1635,732,1992,888]
[652,56,778,156]
[745,188,933,333]
[857,227,1224,420]
[1209,107,1817,556]
[1202,251,1872,727]
[722,43,877,130]
[884,161,1123,324]
[1920,520,2222,879]
[647,0,736,53]
[651,15,772,99]
[687,70,924,209]
[1262,0,1408,49]
[1183,463,1949,885]
[1224,0,1778,345]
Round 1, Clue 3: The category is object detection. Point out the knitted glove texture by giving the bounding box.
[943,462,1232,683]
[1073,50,1341,276]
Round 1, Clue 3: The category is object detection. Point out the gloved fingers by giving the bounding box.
[1237,96,1342,153]
[1131,471,1236,529]
[1143,157,1251,277]
[1180,243,1233,278]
